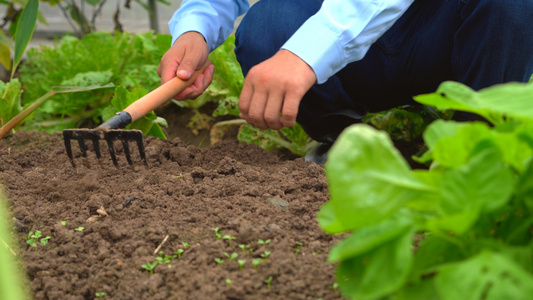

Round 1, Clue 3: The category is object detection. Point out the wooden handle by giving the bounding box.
[124,61,210,122]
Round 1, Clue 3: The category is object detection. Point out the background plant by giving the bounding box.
[318,81,533,300]
[0,183,31,299]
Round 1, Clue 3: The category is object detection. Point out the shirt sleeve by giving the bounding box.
[168,0,249,52]
[282,0,414,84]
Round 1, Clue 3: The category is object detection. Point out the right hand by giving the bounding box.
[157,31,215,100]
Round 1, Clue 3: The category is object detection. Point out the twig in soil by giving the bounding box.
[87,206,108,223]
[1,238,17,256]
[153,235,169,255]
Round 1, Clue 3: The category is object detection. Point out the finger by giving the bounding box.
[239,78,254,118]
[246,88,269,130]
[174,74,205,100]
[263,90,284,130]
[281,90,301,127]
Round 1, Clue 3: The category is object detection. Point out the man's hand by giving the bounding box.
[157,31,215,100]
[239,49,316,130]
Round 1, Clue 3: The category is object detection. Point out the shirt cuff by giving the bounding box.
[168,12,217,52]
[281,17,347,85]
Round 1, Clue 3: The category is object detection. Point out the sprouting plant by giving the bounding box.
[224,252,238,263]
[295,242,303,255]
[238,244,246,255]
[60,221,67,227]
[176,173,184,178]
[252,258,261,271]
[331,282,339,294]
[182,241,191,248]
[25,230,51,252]
[257,239,271,246]
[260,251,272,259]
[313,252,318,256]
[155,251,173,264]
[174,249,184,259]
[237,259,246,271]
[214,258,224,265]
[95,291,108,298]
[74,227,85,232]
[264,276,273,289]
[223,235,236,247]
[141,261,158,275]
[213,227,222,239]
[226,278,233,286]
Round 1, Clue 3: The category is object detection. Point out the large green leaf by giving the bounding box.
[335,223,414,300]
[318,124,435,233]
[12,0,38,78]
[429,146,515,234]
[435,251,533,300]
[414,81,533,125]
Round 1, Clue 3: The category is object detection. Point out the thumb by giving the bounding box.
[176,59,196,80]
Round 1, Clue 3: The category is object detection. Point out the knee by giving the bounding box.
[235,0,321,74]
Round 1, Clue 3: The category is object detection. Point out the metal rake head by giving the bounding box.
[63,129,148,168]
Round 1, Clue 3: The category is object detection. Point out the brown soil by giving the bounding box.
[0,130,343,300]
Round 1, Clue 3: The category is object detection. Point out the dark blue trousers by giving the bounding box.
[235,0,533,143]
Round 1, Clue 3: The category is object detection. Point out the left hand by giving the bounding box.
[239,49,317,130]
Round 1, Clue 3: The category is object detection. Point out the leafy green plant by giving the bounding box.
[252,258,261,271]
[214,258,224,265]
[318,81,533,300]
[224,252,238,263]
[223,234,235,247]
[264,276,273,289]
[212,227,222,240]
[141,261,158,275]
[0,183,29,300]
[237,259,246,271]
[95,291,107,298]
[238,244,246,255]
[257,239,270,246]
[25,230,50,252]
[294,242,303,255]
[260,251,271,259]
[174,249,184,259]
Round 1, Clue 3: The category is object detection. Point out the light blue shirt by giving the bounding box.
[168,0,414,84]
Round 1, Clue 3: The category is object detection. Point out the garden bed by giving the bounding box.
[0,130,342,300]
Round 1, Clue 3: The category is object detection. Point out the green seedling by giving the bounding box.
[331,282,339,294]
[213,227,222,239]
[226,278,233,286]
[25,230,51,252]
[223,235,236,247]
[174,249,184,259]
[249,247,254,254]
[237,259,246,271]
[260,251,271,259]
[155,252,173,264]
[295,241,303,255]
[141,261,158,275]
[60,221,66,227]
[74,227,85,232]
[252,258,261,271]
[264,276,273,289]
[257,239,271,246]
[182,241,191,248]
[214,258,224,265]
[176,173,184,178]
[224,252,238,263]
[95,291,107,298]
[238,244,246,255]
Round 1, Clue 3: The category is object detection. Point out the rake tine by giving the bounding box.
[91,137,102,159]
[121,139,134,166]
[77,138,88,158]
[105,137,119,167]
[63,132,76,168]
[134,135,148,166]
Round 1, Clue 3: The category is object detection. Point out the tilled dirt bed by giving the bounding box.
[0,130,342,300]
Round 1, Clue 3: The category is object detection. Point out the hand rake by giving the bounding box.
[63,62,209,168]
